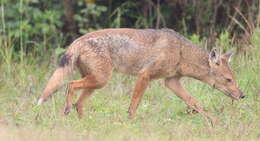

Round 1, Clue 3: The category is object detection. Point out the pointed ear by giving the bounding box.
[223,50,235,62]
[209,48,220,65]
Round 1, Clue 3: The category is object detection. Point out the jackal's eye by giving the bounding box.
[225,78,232,83]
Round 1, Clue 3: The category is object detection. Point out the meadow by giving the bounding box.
[0,30,259,141]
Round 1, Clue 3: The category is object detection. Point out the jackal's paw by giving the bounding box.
[128,113,136,120]
[74,104,84,119]
[186,106,199,114]
[63,105,71,115]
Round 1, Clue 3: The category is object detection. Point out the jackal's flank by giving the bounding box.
[38,28,245,120]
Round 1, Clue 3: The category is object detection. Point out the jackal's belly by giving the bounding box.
[111,54,178,78]
[112,60,178,78]
[111,56,145,75]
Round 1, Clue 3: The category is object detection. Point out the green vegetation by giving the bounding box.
[0,30,259,140]
[0,0,259,140]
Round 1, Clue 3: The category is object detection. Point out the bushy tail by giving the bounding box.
[37,46,79,105]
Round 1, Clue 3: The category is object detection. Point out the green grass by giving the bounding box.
[0,38,259,141]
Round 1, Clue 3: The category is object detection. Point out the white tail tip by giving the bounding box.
[37,98,44,106]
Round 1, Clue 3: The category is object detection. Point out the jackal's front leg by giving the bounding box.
[128,72,150,120]
[165,76,214,121]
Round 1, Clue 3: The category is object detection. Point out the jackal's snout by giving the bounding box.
[230,91,245,100]
[227,86,245,100]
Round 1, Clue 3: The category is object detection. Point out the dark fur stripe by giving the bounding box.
[59,54,71,67]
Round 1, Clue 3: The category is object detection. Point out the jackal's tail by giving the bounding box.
[37,46,80,105]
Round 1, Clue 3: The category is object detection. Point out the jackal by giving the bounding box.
[37,28,244,120]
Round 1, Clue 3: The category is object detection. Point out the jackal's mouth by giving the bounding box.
[224,92,239,100]
[218,87,239,100]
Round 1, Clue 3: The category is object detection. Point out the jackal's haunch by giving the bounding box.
[37,28,245,120]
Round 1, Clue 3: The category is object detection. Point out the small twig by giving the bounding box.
[156,0,161,29]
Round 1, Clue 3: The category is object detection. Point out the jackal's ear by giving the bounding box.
[209,48,221,65]
[223,50,235,62]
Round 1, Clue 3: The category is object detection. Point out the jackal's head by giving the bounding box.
[206,49,245,100]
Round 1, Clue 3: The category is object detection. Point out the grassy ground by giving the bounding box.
[0,37,259,141]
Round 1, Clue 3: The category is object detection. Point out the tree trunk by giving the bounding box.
[63,0,77,37]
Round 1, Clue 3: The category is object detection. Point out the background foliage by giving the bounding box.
[1,0,260,53]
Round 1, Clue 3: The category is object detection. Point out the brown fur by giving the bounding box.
[38,28,244,120]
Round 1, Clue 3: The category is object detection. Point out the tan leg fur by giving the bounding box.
[128,72,151,120]
[74,88,94,118]
[165,76,215,122]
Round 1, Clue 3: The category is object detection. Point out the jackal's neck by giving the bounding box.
[178,43,211,80]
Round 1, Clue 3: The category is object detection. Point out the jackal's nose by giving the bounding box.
[239,93,245,99]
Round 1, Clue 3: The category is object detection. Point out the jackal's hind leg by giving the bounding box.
[165,76,214,121]
[64,74,109,115]
[74,88,94,118]
[128,72,150,120]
